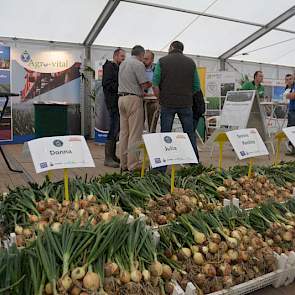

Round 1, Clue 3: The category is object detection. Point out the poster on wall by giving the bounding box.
[9,45,83,143]
[0,45,13,141]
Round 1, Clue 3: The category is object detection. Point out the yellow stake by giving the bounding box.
[218,142,224,171]
[275,138,282,166]
[171,164,175,193]
[141,147,148,178]
[47,171,52,180]
[64,168,69,201]
[248,158,253,177]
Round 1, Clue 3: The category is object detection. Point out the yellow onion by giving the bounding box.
[71,266,86,281]
[180,247,191,258]
[208,242,219,254]
[203,264,216,277]
[142,269,151,282]
[231,230,242,241]
[171,255,178,261]
[131,269,142,283]
[51,222,62,233]
[193,252,205,265]
[201,246,209,254]
[83,272,100,290]
[15,225,23,235]
[71,286,81,295]
[161,264,172,280]
[60,274,72,291]
[283,231,293,242]
[45,282,53,294]
[23,228,33,238]
[190,245,200,253]
[150,261,163,277]
[119,271,131,284]
[193,230,206,244]
[227,249,238,261]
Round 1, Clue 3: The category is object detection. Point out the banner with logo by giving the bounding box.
[0,45,13,142]
[28,135,95,173]
[143,132,198,168]
[8,44,83,144]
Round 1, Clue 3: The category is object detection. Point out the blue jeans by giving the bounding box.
[160,106,199,159]
[107,108,120,141]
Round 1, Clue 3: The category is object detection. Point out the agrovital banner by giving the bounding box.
[8,45,83,144]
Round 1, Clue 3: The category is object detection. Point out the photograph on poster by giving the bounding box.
[0,46,10,69]
[0,70,10,92]
[0,98,12,141]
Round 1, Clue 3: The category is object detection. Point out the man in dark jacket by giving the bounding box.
[102,48,126,167]
[153,41,200,160]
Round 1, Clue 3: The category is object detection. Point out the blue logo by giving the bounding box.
[40,162,48,169]
[154,158,161,164]
[53,139,63,147]
[164,136,172,144]
[240,151,246,156]
[20,50,31,63]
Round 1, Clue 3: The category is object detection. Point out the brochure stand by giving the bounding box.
[0,92,22,173]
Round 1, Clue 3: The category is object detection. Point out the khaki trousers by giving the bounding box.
[118,95,144,170]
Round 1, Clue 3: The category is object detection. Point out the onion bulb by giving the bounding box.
[150,261,163,277]
[208,242,219,254]
[219,263,231,276]
[190,245,199,253]
[201,246,209,254]
[217,186,226,194]
[83,272,100,290]
[165,282,175,294]
[162,264,173,280]
[226,237,238,249]
[23,228,33,238]
[60,274,72,291]
[131,269,142,283]
[283,231,293,242]
[231,230,242,241]
[171,255,178,261]
[71,286,81,295]
[45,282,53,294]
[195,273,206,286]
[210,233,221,244]
[193,252,205,265]
[180,247,191,258]
[193,230,206,244]
[203,264,216,277]
[142,269,151,282]
[51,222,62,233]
[227,249,238,261]
[71,266,86,281]
[15,225,23,235]
[119,271,130,284]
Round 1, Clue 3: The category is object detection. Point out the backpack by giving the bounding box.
[192,90,205,119]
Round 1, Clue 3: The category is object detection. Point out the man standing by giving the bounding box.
[143,50,159,132]
[241,71,265,99]
[118,45,151,171]
[102,48,126,168]
[153,41,200,160]
[284,74,295,155]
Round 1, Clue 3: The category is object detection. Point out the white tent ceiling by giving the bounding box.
[0,0,295,67]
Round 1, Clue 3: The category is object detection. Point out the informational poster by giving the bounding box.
[9,45,83,143]
[28,135,95,173]
[283,127,295,147]
[226,128,269,160]
[0,45,13,142]
[206,71,237,97]
[143,132,198,168]
[219,90,256,129]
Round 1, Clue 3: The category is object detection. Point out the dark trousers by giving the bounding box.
[107,108,120,141]
[287,111,295,148]
[160,106,199,160]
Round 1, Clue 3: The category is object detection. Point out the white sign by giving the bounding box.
[220,90,256,129]
[28,135,95,173]
[142,132,198,168]
[226,128,269,160]
[283,127,295,147]
[12,46,82,73]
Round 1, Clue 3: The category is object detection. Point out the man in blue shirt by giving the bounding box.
[284,74,295,155]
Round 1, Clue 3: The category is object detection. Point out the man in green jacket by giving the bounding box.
[241,71,264,99]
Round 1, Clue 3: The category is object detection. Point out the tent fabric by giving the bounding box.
[0,0,294,66]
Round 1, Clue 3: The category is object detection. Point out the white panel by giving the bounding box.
[94,2,258,57]
[138,0,295,24]
[94,2,196,50]
[279,16,295,31]
[231,31,295,67]
[0,0,108,43]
